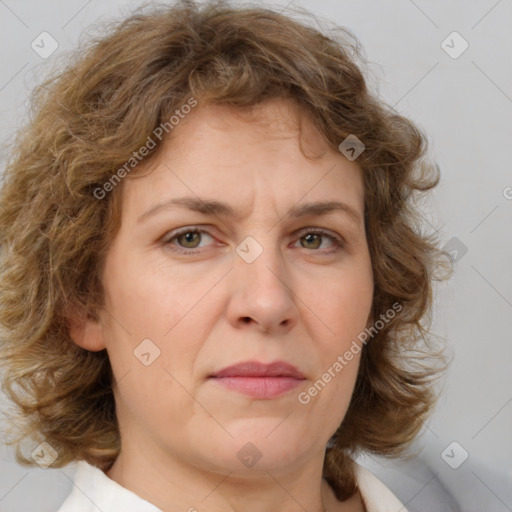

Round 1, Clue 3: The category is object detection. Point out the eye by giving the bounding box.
[292,228,345,253]
[161,226,345,256]
[162,228,216,254]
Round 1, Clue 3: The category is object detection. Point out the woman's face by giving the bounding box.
[73,98,374,477]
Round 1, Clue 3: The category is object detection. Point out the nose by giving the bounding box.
[225,239,298,334]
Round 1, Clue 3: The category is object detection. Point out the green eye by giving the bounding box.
[176,231,202,249]
[300,233,323,249]
[294,229,344,253]
[163,229,216,254]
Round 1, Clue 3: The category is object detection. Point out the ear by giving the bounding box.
[68,307,107,352]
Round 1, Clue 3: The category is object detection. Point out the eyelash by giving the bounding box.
[161,226,345,255]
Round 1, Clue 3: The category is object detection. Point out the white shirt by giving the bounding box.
[57,460,408,512]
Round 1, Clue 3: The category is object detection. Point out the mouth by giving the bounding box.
[208,360,306,399]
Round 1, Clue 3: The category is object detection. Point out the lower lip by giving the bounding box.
[209,376,304,398]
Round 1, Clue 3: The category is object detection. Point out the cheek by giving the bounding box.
[101,260,219,399]
[103,250,208,341]
[308,270,373,343]
[112,364,191,436]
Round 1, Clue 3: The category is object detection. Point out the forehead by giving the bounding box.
[120,98,365,221]
[153,96,346,164]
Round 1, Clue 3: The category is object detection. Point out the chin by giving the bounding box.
[193,428,313,473]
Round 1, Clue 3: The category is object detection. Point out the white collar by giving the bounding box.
[354,463,409,512]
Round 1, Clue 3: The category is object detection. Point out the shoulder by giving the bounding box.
[354,462,408,512]
[56,460,162,512]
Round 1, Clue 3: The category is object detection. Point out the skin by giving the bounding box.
[70,97,373,512]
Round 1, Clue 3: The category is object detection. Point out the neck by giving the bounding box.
[106,449,340,512]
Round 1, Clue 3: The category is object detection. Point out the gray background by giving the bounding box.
[0,0,511,511]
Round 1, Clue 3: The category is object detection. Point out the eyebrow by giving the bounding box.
[137,196,362,225]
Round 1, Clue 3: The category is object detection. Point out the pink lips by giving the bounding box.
[208,360,306,399]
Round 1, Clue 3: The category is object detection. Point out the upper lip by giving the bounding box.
[209,360,305,379]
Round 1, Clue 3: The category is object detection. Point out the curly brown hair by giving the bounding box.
[0,0,452,502]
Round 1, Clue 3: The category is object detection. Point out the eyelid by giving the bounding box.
[161,225,217,248]
[293,226,345,244]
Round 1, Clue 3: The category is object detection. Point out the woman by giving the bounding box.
[0,1,452,511]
